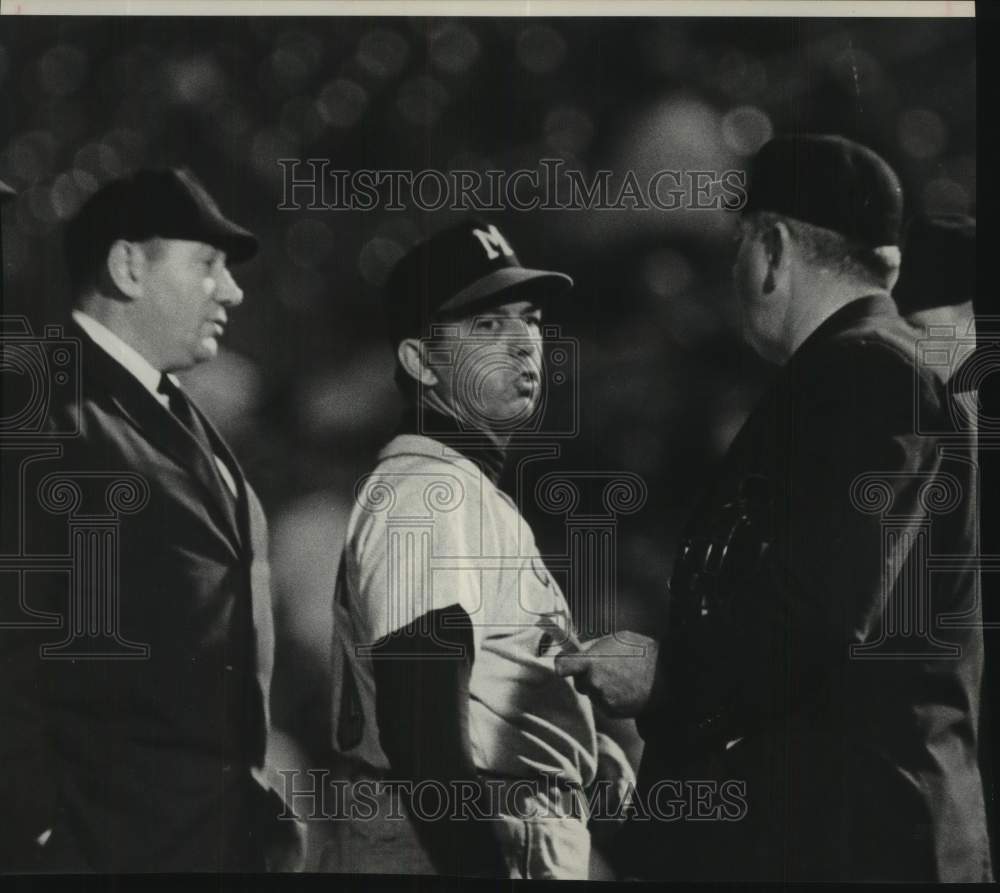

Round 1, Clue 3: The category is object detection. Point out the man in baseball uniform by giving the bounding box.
[324,219,632,879]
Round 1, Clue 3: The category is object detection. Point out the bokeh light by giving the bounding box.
[36,44,88,97]
[544,105,595,156]
[270,30,324,94]
[515,24,568,75]
[316,77,368,129]
[166,54,227,107]
[640,247,695,302]
[358,235,406,287]
[395,75,450,126]
[285,217,336,271]
[5,130,59,186]
[428,23,480,74]
[49,169,91,220]
[829,46,884,96]
[898,107,948,159]
[714,51,768,100]
[922,176,971,215]
[72,142,124,181]
[720,105,773,156]
[356,28,410,80]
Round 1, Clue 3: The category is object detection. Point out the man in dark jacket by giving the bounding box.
[557,135,992,881]
[0,168,302,872]
[892,213,996,869]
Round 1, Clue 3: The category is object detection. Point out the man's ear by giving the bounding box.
[105,240,147,300]
[397,337,438,387]
[761,220,790,295]
[873,245,902,291]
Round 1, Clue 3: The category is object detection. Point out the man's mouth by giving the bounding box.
[514,370,539,396]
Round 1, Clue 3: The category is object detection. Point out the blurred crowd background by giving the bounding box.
[0,14,976,867]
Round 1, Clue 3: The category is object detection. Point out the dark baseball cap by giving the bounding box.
[384,218,573,343]
[894,214,975,313]
[65,167,258,282]
[744,134,904,247]
[0,179,14,201]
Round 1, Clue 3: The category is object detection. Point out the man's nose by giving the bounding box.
[513,333,542,363]
[216,266,244,307]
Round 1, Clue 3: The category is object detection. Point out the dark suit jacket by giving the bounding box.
[0,322,282,871]
[627,295,991,882]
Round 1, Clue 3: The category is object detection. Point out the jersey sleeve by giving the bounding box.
[349,460,491,652]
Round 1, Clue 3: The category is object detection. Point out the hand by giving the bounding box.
[554,633,660,718]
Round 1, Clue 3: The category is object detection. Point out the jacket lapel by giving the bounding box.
[192,402,250,546]
[77,324,245,555]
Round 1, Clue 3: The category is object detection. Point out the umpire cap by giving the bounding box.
[894,214,975,313]
[744,134,904,247]
[384,218,573,344]
[65,167,258,291]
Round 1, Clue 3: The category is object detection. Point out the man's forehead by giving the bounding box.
[146,236,223,256]
[475,299,540,316]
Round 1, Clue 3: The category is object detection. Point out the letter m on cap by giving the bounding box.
[472,224,514,261]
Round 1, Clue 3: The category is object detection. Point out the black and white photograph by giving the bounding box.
[0,0,992,883]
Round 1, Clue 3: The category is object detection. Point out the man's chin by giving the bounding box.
[492,394,541,427]
[454,389,540,429]
[195,338,220,362]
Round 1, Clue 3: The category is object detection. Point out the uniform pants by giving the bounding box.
[318,774,590,879]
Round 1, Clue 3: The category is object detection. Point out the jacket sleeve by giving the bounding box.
[0,447,61,867]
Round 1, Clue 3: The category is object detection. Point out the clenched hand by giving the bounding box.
[554,633,660,718]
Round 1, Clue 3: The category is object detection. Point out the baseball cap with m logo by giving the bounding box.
[384,217,573,343]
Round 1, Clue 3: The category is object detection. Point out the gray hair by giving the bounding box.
[742,210,900,288]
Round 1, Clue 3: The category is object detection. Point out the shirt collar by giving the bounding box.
[394,405,507,486]
[72,309,177,406]
[792,292,898,361]
[378,433,495,484]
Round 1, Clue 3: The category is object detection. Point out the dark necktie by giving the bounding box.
[157,373,216,459]
[158,373,240,506]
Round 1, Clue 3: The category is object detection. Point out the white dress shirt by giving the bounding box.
[73,309,172,408]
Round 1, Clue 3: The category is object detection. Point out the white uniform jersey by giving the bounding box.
[331,433,598,788]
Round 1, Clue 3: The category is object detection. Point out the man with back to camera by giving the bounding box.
[0,167,303,871]
[323,218,634,879]
[556,135,991,881]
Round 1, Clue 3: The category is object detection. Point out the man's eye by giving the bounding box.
[475,318,500,331]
